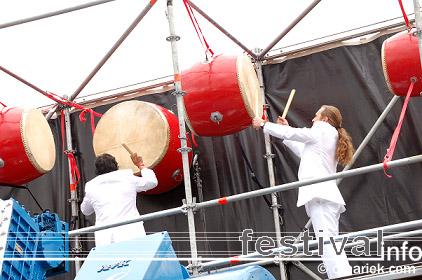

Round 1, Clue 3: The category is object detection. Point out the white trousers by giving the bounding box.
[305,198,352,279]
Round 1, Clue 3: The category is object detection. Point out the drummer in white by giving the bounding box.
[81,153,158,247]
[253,105,354,279]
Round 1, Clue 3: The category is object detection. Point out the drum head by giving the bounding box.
[93,101,170,175]
[21,108,56,173]
[237,54,263,119]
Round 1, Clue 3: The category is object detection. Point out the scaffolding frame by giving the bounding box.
[1,1,422,279]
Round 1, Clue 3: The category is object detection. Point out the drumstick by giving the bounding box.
[281,89,296,119]
[121,143,134,156]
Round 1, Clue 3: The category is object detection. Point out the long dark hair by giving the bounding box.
[320,105,355,166]
[95,153,118,175]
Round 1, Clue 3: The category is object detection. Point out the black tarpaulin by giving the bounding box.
[2,33,422,279]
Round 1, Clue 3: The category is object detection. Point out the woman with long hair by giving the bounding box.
[253,105,355,279]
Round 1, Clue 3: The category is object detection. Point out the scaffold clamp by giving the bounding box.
[166,35,181,41]
[186,257,203,273]
[181,198,197,214]
[177,147,192,153]
[263,153,275,159]
[172,90,186,96]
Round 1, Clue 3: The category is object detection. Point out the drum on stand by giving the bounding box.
[382,30,422,97]
[181,53,263,136]
[93,101,192,194]
[0,107,56,185]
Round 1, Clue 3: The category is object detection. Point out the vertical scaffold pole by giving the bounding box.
[413,0,422,69]
[254,55,288,280]
[63,100,81,273]
[166,0,199,276]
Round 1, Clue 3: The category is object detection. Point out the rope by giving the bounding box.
[61,110,80,184]
[383,81,414,177]
[234,135,272,208]
[398,0,413,31]
[182,0,214,59]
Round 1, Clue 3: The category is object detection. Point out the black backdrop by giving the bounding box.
[2,32,422,279]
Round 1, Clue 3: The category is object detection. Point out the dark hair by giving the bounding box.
[320,105,355,166]
[95,153,118,175]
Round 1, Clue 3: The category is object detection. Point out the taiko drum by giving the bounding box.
[0,107,56,185]
[181,54,263,136]
[93,101,192,194]
[382,30,422,97]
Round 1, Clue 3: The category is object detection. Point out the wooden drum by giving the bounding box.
[93,101,192,194]
[181,53,263,136]
[382,30,422,97]
[0,107,56,185]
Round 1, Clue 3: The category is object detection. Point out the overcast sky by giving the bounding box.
[0,0,414,108]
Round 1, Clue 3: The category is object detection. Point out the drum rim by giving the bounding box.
[381,39,396,96]
[183,102,198,136]
[20,108,55,173]
[236,53,262,119]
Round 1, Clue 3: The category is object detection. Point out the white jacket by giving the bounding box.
[264,121,345,208]
[81,168,158,246]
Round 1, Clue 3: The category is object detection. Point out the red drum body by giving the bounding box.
[181,54,263,136]
[93,101,192,194]
[382,30,422,97]
[0,107,56,185]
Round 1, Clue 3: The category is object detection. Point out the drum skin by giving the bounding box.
[93,101,192,194]
[182,54,263,136]
[0,107,56,185]
[382,30,422,97]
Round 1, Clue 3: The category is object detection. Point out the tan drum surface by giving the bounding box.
[93,101,170,175]
[23,108,56,173]
[237,53,262,119]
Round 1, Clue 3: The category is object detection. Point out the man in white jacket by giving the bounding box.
[253,105,354,279]
[81,153,158,247]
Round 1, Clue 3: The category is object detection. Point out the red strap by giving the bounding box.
[398,0,412,31]
[262,107,268,121]
[61,111,80,184]
[0,102,6,108]
[182,0,214,57]
[383,81,414,177]
[46,91,102,136]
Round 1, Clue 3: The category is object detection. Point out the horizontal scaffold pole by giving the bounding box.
[0,0,116,29]
[69,154,422,236]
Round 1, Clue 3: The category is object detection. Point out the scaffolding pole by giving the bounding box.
[189,1,257,59]
[166,0,199,276]
[0,0,116,29]
[45,0,157,120]
[69,153,422,236]
[63,103,81,273]
[255,58,288,280]
[257,0,322,60]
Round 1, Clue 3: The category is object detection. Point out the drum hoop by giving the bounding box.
[237,54,257,118]
[182,101,198,136]
[20,109,48,173]
[381,40,396,96]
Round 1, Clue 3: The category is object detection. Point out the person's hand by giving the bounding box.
[277,116,289,126]
[252,117,265,130]
[130,153,144,169]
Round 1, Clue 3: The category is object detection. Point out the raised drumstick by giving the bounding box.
[121,143,134,156]
[281,89,296,119]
